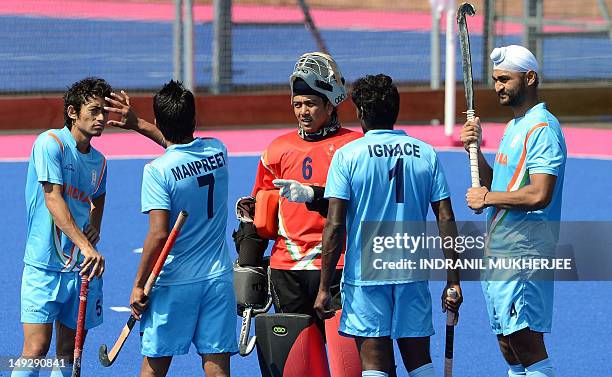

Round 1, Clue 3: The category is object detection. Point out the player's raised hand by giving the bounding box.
[442,284,463,325]
[314,289,335,320]
[104,90,138,130]
[80,245,105,280]
[273,179,314,203]
[84,224,100,246]
[460,116,482,152]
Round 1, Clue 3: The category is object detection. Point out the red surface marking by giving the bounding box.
[1,0,604,33]
[1,125,611,160]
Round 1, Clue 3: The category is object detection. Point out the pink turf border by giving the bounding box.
[1,124,610,161]
[1,0,604,33]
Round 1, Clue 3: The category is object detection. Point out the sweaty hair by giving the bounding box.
[153,80,196,143]
[63,77,112,128]
[350,74,399,129]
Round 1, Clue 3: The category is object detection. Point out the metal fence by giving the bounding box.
[0,0,610,95]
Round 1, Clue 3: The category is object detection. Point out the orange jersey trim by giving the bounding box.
[48,133,64,153]
[506,122,548,191]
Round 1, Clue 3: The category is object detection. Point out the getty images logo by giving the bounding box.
[272,325,288,336]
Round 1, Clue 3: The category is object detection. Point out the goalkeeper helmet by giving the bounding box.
[290,52,347,106]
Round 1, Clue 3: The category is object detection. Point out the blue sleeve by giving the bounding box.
[141,163,171,213]
[324,149,350,200]
[33,133,63,185]
[430,152,450,202]
[92,160,107,199]
[526,125,565,176]
[221,142,228,168]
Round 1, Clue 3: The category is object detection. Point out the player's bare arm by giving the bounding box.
[314,198,346,320]
[42,182,104,280]
[460,117,493,188]
[104,90,166,148]
[467,173,556,211]
[85,193,105,246]
[431,198,463,320]
[130,209,169,320]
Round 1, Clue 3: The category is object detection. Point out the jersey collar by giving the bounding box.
[365,129,406,137]
[166,138,200,151]
[526,102,546,115]
[512,103,546,127]
[59,126,78,150]
[516,102,546,121]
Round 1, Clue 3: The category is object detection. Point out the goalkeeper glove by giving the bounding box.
[272,179,314,203]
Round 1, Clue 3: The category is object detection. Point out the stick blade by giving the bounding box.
[98,344,114,367]
[457,2,476,20]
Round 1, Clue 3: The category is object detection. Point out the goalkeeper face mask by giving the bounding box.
[290,52,347,107]
[289,52,345,141]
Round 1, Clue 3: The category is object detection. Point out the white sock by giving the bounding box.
[525,358,555,377]
[508,364,526,376]
[49,363,73,377]
[409,363,435,377]
[10,357,40,377]
[362,371,388,377]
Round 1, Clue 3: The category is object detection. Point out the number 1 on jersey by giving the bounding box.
[388,158,404,203]
[197,173,215,218]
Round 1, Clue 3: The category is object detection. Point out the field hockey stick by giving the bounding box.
[444,287,459,377]
[457,3,483,213]
[98,211,188,367]
[71,279,89,377]
[297,0,329,54]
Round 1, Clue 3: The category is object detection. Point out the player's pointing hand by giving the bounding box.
[273,179,315,203]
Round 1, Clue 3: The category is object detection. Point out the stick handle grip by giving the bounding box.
[74,279,89,352]
[466,109,480,188]
[446,288,458,326]
[72,278,89,377]
[444,287,458,377]
[466,109,483,215]
[144,211,188,295]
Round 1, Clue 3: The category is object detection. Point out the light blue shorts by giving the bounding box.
[20,264,103,330]
[481,278,553,336]
[339,281,434,339]
[140,273,238,357]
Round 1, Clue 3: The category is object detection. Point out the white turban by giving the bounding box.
[490,45,538,73]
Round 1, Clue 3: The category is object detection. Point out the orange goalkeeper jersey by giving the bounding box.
[251,127,361,270]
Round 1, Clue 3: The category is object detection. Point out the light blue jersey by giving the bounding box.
[324,129,450,285]
[24,126,107,271]
[141,137,232,285]
[487,103,567,256]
